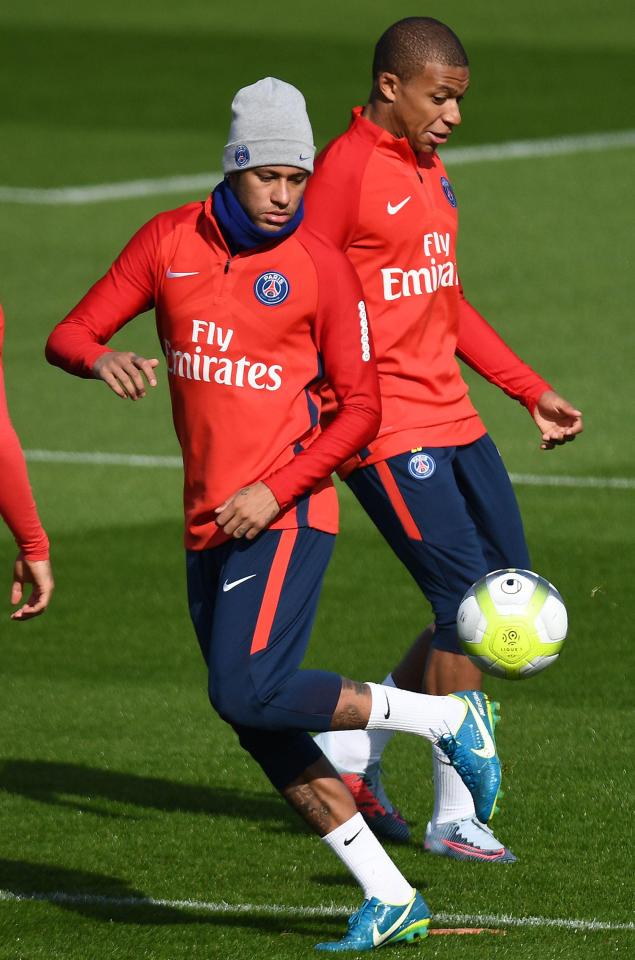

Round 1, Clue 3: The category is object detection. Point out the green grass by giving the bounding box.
[1,1,634,957]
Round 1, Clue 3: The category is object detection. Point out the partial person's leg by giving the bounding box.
[187,534,430,947]
[315,446,514,856]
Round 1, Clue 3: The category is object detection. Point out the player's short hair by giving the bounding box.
[372,17,468,83]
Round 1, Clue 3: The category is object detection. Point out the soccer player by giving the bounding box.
[304,18,584,862]
[47,77,505,950]
[0,304,53,620]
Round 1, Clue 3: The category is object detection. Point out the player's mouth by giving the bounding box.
[263,212,291,225]
[427,130,451,146]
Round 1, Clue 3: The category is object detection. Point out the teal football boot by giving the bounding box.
[436,691,502,824]
[315,889,430,952]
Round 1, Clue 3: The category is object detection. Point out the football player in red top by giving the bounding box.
[0,304,53,620]
[304,18,583,862]
[47,77,513,950]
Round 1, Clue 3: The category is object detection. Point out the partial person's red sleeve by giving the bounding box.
[262,233,381,509]
[456,290,552,414]
[0,309,49,560]
[45,217,159,376]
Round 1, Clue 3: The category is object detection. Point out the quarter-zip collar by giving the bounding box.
[349,106,436,172]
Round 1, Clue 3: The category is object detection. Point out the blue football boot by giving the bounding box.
[436,691,502,824]
[315,889,430,952]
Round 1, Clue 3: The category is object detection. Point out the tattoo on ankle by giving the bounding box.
[329,677,370,730]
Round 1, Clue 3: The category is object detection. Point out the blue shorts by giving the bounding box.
[186,528,342,790]
[347,434,530,653]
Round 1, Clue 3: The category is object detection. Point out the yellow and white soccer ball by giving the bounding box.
[457,569,567,680]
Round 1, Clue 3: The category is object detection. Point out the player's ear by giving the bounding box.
[376,71,399,103]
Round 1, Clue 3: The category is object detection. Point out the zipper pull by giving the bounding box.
[224,258,231,274]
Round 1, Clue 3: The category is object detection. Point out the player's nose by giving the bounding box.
[444,100,462,126]
[271,181,291,206]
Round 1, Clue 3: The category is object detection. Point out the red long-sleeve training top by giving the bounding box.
[46,198,381,550]
[304,108,551,469]
[0,306,49,560]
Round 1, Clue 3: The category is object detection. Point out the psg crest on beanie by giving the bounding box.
[440,176,457,207]
[254,271,290,306]
[234,144,250,167]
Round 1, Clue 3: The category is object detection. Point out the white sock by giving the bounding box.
[322,813,413,905]
[365,682,465,741]
[431,743,475,825]
[314,675,397,772]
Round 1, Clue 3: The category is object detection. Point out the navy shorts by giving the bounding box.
[186,528,342,790]
[347,434,530,653]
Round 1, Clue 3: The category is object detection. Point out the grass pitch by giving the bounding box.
[1,1,634,957]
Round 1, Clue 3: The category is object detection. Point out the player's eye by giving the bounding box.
[432,96,446,105]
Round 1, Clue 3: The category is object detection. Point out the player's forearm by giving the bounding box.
[0,430,49,560]
[264,398,381,509]
[456,296,551,411]
[46,317,113,378]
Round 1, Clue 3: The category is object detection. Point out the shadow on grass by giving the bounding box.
[0,858,336,935]
[0,758,302,833]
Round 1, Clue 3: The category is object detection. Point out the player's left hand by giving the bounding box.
[10,553,54,621]
[215,482,281,539]
[532,390,583,450]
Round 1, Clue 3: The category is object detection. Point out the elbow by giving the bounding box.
[360,398,382,446]
[45,329,60,367]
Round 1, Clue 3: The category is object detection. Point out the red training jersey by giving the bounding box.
[0,305,50,560]
[46,198,381,550]
[304,108,551,468]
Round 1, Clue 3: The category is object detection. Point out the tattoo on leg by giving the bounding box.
[330,677,371,730]
[283,782,333,835]
[340,678,368,696]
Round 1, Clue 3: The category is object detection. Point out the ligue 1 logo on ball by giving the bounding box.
[408,452,436,480]
[440,176,457,208]
[234,144,250,167]
[254,271,290,306]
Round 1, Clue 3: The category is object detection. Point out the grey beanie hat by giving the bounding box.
[223,77,315,175]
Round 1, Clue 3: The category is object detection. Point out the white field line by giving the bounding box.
[23,449,635,490]
[0,888,632,932]
[1,129,634,205]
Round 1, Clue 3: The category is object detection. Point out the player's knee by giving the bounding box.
[208,674,271,728]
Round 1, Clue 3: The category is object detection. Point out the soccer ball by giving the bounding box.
[457,569,567,680]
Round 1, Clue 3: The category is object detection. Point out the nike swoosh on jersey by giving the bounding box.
[466,698,496,759]
[372,899,414,947]
[166,266,200,278]
[386,196,411,215]
[222,574,257,593]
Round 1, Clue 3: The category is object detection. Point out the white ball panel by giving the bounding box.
[519,653,560,677]
[539,593,568,642]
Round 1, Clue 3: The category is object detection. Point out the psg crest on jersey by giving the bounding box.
[408,452,436,480]
[234,144,250,167]
[254,271,290,306]
[440,176,457,208]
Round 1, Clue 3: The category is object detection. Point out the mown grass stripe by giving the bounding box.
[0,888,632,932]
[1,130,633,205]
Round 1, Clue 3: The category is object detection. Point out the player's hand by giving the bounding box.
[92,351,159,400]
[215,483,281,540]
[532,390,583,450]
[10,554,54,621]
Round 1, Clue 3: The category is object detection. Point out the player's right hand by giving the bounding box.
[92,351,159,400]
[11,554,54,621]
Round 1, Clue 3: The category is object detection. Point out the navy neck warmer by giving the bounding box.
[212,178,304,255]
